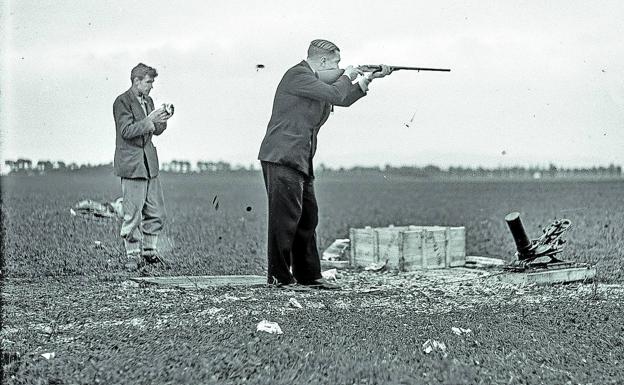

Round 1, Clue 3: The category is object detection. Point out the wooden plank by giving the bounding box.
[130,275,267,289]
[321,260,350,269]
[496,266,596,285]
[447,227,466,267]
[350,227,377,267]
[464,255,506,268]
[400,229,423,271]
[421,227,447,269]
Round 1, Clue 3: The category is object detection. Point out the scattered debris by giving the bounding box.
[256,320,283,334]
[322,239,350,261]
[71,198,123,219]
[41,352,56,360]
[465,256,506,268]
[451,327,472,336]
[404,112,416,128]
[422,339,447,356]
[361,287,383,293]
[288,298,303,309]
[364,259,388,272]
[321,269,338,281]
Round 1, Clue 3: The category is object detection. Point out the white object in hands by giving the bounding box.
[162,103,174,115]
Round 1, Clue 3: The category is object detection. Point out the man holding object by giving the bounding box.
[113,63,173,271]
[258,39,392,289]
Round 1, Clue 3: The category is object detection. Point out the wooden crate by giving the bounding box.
[350,225,466,270]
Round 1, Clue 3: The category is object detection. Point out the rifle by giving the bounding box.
[317,65,450,84]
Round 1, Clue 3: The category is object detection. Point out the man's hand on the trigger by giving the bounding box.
[148,108,169,123]
[343,65,363,81]
[369,64,393,79]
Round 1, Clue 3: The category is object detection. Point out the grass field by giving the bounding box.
[2,173,623,384]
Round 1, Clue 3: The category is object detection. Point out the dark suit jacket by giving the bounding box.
[258,61,366,177]
[113,89,166,178]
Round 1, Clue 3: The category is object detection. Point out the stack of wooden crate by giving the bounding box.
[349,225,466,270]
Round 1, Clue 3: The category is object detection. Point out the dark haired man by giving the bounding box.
[113,63,173,271]
[258,39,392,289]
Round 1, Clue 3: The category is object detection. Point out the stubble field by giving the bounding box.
[2,173,623,384]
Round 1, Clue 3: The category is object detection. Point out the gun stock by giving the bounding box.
[317,68,346,84]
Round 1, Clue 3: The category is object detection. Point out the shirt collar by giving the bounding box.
[130,87,146,102]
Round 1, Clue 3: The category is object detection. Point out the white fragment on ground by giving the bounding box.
[41,352,55,360]
[304,301,326,309]
[69,208,76,216]
[256,320,283,334]
[322,239,350,260]
[321,269,338,280]
[451,327,472,335]
[121,280,140,289]
[422,339,447,357]
[364,259,388,272]
[288,298,303,309]
[130,318,144,327]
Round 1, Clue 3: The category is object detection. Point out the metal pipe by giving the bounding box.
[505,212,532,258]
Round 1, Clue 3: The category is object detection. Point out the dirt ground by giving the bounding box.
[3,268,623,385]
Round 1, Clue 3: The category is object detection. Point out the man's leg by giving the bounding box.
[120,178,148,265]
[142,176,166,258]
[262,161,304,285]
[291,178,322,284]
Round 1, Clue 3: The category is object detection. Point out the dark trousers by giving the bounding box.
[261,161,322,285]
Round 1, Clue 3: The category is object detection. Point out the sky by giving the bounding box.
[1,0,623,169]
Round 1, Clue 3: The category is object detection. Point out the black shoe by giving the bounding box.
[268,281,312,292]
[302,278,341,290]
[125,253,145,272]
[142,249,170,268]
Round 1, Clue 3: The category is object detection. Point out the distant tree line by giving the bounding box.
[3,159,622,179]
[317,163,623,179]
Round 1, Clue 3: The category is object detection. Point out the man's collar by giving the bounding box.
[304,60,317,75]
[129,87,144,99]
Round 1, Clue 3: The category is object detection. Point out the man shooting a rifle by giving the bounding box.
[258,39,392,290]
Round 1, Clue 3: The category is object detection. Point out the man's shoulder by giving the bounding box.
[284,61,313,76]
[280,62,315,86]
[113,90,133,108]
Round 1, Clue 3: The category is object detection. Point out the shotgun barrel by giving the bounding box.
[358,65,451,72]
[317,65,451,84]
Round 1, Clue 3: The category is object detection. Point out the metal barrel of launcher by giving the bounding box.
[504,212,533,259]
